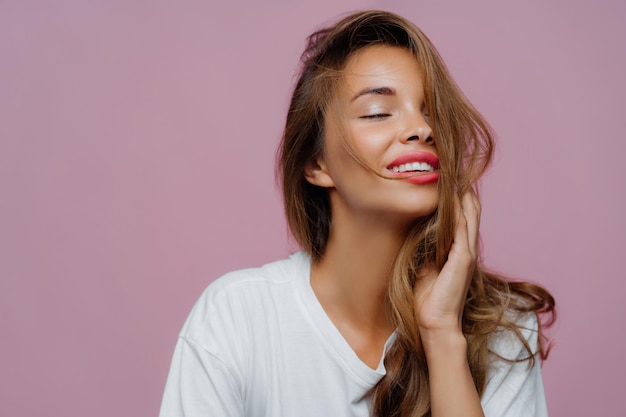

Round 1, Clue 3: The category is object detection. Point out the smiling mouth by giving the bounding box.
[389,162,435,173]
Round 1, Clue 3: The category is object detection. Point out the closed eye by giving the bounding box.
[360,113,391,119]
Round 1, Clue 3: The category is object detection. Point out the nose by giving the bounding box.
[402,114,434,145]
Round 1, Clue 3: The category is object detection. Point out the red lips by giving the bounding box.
[386,152,440,185]
[386,151,439,169]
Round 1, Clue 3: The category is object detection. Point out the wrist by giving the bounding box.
[420,329,468,357]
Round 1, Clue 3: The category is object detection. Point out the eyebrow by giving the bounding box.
[350,86,396,102]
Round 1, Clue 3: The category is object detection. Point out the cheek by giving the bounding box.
[352,123,394,156]
[341,126,390,168]
[322,125,362,171]
[322,118,393,185]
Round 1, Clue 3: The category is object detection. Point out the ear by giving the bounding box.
[304,157,335,188]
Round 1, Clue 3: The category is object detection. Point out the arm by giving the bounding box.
[421,330,484,417]
[414,190,484,417]
[481,314,549,417]
[159,281,249,417]
[159,336,245,417]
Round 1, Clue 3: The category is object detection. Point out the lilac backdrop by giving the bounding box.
[1,0,624,416]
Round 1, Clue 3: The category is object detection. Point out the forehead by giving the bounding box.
[340,45,422,92]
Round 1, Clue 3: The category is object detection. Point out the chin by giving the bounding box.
[410,207,438,221]
[403,197,439,218]
[382,204,438,227]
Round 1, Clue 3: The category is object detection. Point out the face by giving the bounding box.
[305,45,439,226]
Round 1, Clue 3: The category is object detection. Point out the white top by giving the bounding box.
[159,251,548,416]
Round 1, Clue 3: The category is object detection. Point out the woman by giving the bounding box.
[159,10,555,417]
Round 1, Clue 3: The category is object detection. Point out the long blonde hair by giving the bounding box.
[278,10,555,417]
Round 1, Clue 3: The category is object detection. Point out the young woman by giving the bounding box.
[159,10,555,417]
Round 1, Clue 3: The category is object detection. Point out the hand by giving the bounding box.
[414,189,481,335]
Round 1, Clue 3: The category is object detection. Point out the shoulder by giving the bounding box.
[489,311,540,361]
[202,251,307,299]
[481,312,549,416]
[178,251,310,342]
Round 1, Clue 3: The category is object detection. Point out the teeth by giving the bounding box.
[390,162,434,173]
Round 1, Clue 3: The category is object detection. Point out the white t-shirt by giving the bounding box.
[159,251,548,416]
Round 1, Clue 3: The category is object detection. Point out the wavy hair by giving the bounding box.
[278,10,555,417]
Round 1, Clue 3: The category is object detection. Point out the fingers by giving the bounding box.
[451,194,469,256]
[460,188,481,260]
[450,189,480,261]
[413,189,482,331]
[427,191,475,292]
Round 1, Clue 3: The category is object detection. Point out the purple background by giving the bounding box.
[2,0,624,416]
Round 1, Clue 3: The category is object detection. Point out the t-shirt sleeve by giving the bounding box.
[159,336,245,417]
[480,313,549,417]
[159,276,251,417]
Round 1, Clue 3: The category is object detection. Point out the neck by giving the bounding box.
[310,203,409,334]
